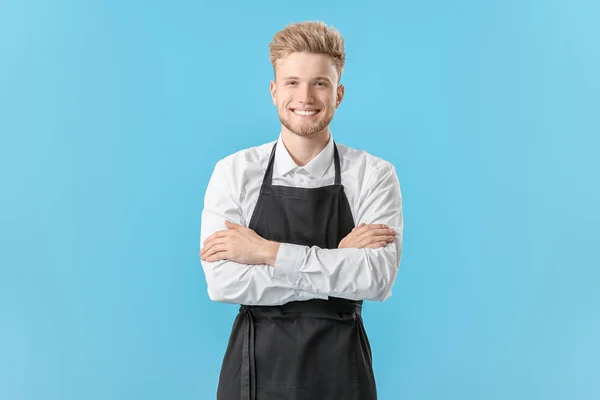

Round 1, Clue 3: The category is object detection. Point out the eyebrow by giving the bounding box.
[282,76,333,83]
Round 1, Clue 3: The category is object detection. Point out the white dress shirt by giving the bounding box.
[200,133,403,306]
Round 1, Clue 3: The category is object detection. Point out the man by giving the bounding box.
[200,21,403,400]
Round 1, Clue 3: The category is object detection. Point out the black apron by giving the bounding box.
[216,141,378,400]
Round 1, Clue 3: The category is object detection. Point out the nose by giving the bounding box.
[297,83,315,104]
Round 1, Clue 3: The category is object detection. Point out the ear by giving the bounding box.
[336,84,345,108]
[269,80,277,106]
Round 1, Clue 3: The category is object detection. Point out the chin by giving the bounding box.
[292,130,319,138]
[279,111,333,137]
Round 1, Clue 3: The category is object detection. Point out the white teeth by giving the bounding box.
[293,109,318,116]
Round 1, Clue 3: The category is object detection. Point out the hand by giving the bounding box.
[200,221,280,265]
[338,223,396,249]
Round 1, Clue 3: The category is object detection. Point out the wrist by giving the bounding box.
[263,240,280,267]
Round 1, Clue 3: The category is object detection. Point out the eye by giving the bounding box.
[315,81,327,87]
[286,81,298,86]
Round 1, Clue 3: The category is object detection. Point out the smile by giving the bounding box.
[291,109,320,116]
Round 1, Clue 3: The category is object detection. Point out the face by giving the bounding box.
[270,52,344,138]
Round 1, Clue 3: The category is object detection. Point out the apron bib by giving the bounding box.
[216,141,378,400]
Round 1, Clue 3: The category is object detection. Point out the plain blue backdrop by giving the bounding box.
[1,0,599,399]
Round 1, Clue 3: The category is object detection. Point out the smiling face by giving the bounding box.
[270,52,344,139]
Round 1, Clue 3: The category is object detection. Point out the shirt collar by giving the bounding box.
[274,133,335,179]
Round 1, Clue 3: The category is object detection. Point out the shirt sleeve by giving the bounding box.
[271,162,403,301]
[199,160,328,305]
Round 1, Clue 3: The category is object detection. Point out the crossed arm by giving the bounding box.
[199,160,403,305]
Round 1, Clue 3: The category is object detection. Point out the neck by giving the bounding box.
[280,128,331,167]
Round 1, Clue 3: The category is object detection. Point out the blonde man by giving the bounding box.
[200,21,403,400]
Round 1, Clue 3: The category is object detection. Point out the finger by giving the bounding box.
[225,220,242,229]
[202,244,227,260]
[203,230,227,245]
[364,241,388,249]
[356,228,395,238]
[202,237,231,256]
[364,224,389,231]
[351,226,389,243]
[204,232,222,244]
[200,238,219,255]
[202,239,227,255]
[205,250,229,263]
[355,235,390,248]
[358,223,389,235]
[354,223,376,235]
[201,241,211,255]
[356,235,394,248]
[343,225,381,247]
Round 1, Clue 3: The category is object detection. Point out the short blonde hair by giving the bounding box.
[269,21,346,82]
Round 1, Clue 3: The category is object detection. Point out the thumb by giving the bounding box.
[225,220,240,229]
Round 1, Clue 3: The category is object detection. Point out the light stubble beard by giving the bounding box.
[278,106,335,138]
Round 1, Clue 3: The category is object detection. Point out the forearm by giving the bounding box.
[201,257,328,305]
[202,259,291,305]
[272,239,402,301]
[200,231,310,305]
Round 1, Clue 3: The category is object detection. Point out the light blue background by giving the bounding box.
[1,0,598,399]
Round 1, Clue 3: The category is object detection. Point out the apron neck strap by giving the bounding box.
[261,139,341,193]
